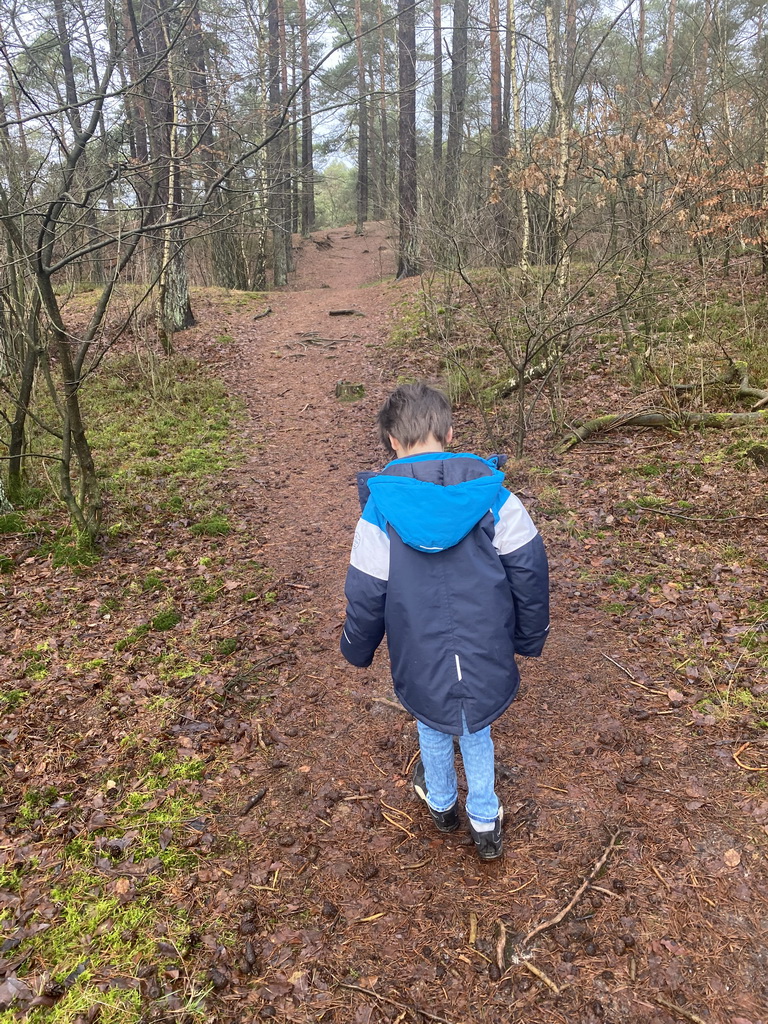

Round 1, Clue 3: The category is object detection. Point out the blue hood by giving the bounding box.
[368,463,505,552]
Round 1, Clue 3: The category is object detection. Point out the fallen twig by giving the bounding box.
[652,994,708,1024]
[240,788,267,815]
[519,959,561,994]
[601,653,636,680]
[650,863,671,890]
[733,741,768,772]
[339,982,459,1024]
[381,811,415,839]
[521,830,621,947]
[495,919,507,970]
[635,505,768,523]
[253,307,272,320]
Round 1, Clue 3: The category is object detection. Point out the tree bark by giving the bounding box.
[354,0,369,234]
[445,0,468,211]
[544,0,570,292]
[508,0,529,269]
[298,0,315,236]
[433,0,443,168]
[376,0,391,218]
[267,0,288,285]
[397,0,419,278]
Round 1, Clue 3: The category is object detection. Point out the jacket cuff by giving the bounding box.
[340,631,375,668]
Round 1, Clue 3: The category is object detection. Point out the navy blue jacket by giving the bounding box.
[340,452,549,735]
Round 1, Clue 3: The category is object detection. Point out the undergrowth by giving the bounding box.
[0,350,244,562]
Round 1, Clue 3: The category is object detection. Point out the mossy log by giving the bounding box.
[560,363,768,452]
[559,408,768,452]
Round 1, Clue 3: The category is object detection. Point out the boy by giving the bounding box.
[340,384,549,860]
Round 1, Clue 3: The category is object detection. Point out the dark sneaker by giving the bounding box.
[468,806,504,860]
[412,759,460,833]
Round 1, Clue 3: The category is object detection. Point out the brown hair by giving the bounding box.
[377,383,453,457]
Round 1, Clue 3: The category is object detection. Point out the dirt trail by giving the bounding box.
[200,224,766,1024]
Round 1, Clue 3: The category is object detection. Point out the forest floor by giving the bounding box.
[2,222,768,1024]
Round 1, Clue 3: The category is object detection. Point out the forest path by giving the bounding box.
[194,222,766,1024]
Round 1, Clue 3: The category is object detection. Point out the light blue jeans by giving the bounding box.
[416,712,500,829]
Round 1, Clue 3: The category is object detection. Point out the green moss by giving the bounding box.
[151,608,181,631]
[141,571,165,593]
[0,688,29,711]
[18,785,60,823]
[190,514,230,536]
[156,651,198,682]
[20,642,53,681]
[115,623,150,651]
[191,575,223,603]
[537,485,567,515]
[40,531,99,568]
[636,462,664,477]
[216,638,238,656]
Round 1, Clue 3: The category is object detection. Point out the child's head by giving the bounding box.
[377,383,453,458]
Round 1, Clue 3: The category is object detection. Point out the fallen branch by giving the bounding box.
[521,830,621,947]
[559,409,768,452]
[635,506,768,523]
[339,983,459,1024]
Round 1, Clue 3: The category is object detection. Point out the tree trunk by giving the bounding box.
[267,0,288,286]
[354,0,369,234]
[298,0,315,236]
[277,0,294,273]
[433,0,443,168]
[445,0,468,211]
[544,0,570,292]
[397,0,419,278]
[661,0,677,103]
[508,0,529,269]
[376,0,390,217]
[52,0,104,284]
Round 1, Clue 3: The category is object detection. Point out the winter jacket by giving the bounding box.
[340,452,549,735]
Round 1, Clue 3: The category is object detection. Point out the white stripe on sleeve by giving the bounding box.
[492,493,538,555]
[350,517,390,581]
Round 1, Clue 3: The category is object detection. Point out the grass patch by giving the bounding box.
[0,511,25,532]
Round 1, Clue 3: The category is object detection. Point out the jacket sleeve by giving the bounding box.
[340,501,390,667]
[492,491,550,657]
